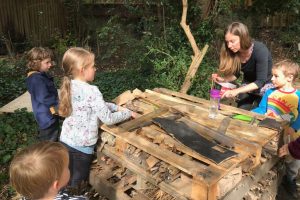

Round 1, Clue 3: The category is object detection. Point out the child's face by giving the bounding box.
[39,58,53,72]
[83,61,96,82]
[58,152,70,189]
[271,68,289,88]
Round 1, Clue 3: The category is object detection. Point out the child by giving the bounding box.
[9,141,87,200]
[26,47,59,141]
[58,47,136,187]
[252,60,300,198]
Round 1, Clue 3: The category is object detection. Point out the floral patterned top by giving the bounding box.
[60,80,131,147]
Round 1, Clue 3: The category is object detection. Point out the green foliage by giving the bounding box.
[49,32,78,57]
[94,68,154,101]
[95,15,145,69]
[96,16,125,63]
[0,58,27,107]
[0,109,37,199]
[189,60,218,99]
[144,45,190,91]
[0,109,37,165]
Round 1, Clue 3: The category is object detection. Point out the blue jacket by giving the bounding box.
[26,72,58,129]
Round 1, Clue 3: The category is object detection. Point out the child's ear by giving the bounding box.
[288,75,294,82]
[51,180,60,191]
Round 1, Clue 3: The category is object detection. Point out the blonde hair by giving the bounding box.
[26,47,53,71]
[219,22,252,76]
[9,141,68,200]
[59,47,95,117]
[273,59,299,81]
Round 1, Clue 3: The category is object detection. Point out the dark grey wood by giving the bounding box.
[152,117,237,164]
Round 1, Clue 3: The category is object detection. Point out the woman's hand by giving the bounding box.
[222,88,239,99]
[278,144,289,157]
[211,73,225,83]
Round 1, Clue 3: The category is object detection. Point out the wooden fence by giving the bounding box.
[0,0,66,46]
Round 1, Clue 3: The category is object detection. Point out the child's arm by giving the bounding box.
[105,102,118,112]
[279,137,300,159]
[105,102,137,118]
[251,89,271,114]
[93,89,132,125]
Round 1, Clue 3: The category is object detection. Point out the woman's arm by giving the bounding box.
[222,82,258,98]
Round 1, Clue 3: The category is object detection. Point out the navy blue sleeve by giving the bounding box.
[29,76,58,107]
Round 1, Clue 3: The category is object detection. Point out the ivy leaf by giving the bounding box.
[1,154,12,164]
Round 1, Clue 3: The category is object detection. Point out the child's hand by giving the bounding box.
[286,127,296,137]
[131,111,139,118]
[278,144,289,157]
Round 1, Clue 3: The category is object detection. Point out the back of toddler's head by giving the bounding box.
[9,141,67,199]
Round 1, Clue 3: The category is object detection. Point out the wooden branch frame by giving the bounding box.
[180,0,209,94]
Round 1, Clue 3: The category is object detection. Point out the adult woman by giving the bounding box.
[213,22,273,110]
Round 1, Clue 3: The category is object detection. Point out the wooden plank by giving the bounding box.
[101,125,223,185]
[153,88,281,121]
[141,126,234,172]
[101,145,189,200]
[119,107,168,131]
[89,163,133,200]
[0,91,32,113]
[0,89,60,113]
[141,93,278,146]
[220,157,279,200]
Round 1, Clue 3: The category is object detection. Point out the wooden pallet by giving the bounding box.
[91,88,283,200]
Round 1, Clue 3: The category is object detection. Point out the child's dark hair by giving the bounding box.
[26,47,53,71]
[273,59,299,81]
[9,141,68,199]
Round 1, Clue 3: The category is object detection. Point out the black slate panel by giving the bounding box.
[152,117,237,164]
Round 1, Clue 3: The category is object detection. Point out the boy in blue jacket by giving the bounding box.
[26,47,59,141]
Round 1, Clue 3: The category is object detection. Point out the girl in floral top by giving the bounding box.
[58,47,135,187]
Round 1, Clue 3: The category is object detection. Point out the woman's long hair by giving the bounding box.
[219,22,252,76]
[58,47,94,117]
